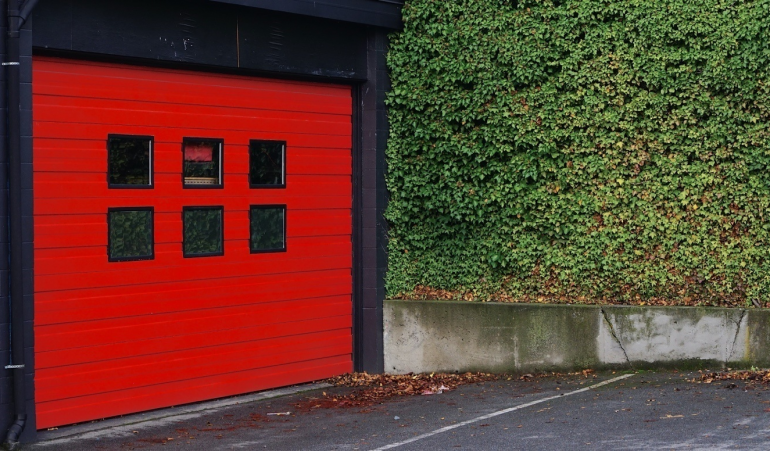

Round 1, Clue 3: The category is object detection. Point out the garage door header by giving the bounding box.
[210,0,404,29]
[34,0,371,80]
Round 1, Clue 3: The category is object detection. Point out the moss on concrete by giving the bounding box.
[385,300,770,374]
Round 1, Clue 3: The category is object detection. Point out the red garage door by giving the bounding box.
[32,57,353,428]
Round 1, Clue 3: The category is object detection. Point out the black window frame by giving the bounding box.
[107,134,154,189]
[249,204,287,254]
[107,206,155,262]
[248,140,286,189]
[182,206,225,258]
[182,137,225,189]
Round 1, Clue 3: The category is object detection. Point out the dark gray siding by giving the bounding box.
[211,0,403,29]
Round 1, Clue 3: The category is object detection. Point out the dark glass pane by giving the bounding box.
[184,208,223,256]
[184,139,222,186]
[109,209,153,260]
[108,136,151,186]
[249,141,284,186]
[250,206,285,251]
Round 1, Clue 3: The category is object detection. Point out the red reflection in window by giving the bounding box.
[184,142,214,162]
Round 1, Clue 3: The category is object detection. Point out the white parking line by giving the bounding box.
[371,373,635,451]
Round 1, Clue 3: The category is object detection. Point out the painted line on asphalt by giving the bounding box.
[371,372,635,451]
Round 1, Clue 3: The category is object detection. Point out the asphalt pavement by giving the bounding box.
[28,369,770,450]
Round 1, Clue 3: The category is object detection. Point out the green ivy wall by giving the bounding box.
[385,0,770,305]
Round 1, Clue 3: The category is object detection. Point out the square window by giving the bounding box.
[108,208,154,261]
[183,138,223,187]
[183,207,224,257]
[250,205,286,253]
[108,135,153,187]
[249,140,285,187]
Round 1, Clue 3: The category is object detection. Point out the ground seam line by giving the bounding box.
[370,373,635,451]
[35,383,333,445]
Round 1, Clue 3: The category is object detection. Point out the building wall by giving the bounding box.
[0,0,395,440]
[357,30,389,372]
[33,0,368,80]
[0,0,36,439]
[21,13,35,442]
[0,0,10,436]
[210,0,403,29]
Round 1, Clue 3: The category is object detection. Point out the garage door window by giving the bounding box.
[250,205,286,253]
[108,135,153,187]
[108,207,154,261]
[183,138,223,187]
[183,206,224,257]
[249,140,285,187]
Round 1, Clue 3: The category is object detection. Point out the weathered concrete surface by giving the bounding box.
[384,300,770,374]
[602,306,748,367]
[27,371,770,451]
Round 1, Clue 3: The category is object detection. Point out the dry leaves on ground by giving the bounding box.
[395,285,759,308]
[293,372,499,412]
[293,369,597,412]
[693,369,770,386]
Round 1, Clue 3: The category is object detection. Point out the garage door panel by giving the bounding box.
[36,284,350,330]
[37,281,353,330]
[34,139,353,156]
[35,95,352,126]
[37,330,353,402]
[37,314,353,371]
[36,269,352,322]
[34,267,350,301]
[36,233,351,266]
[35,124,353,149]
[35,253,353,282]
[34,57,354,427]
[35,210,352,249]
[36,104,352,138]
[36,254,352,292]
[36,233,350,260]
[41,308,353,353]
[36,113,351,137]
[35,59,352,99]
[36,251,352,287]
[38,295,351,349]
[34,77,353,115]
[36,356,352,430]
[34,145,353,175]
[35,195,352,216]
[39,333,353,400]
[34,175,352,199]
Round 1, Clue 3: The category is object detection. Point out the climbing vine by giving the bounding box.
[386,0,770,305]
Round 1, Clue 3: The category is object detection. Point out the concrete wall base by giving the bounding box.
[384,300,770,374]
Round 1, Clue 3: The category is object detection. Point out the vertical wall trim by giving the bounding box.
[2,2,36,442]
[352,85,364,371]
[356,27,389,373]
[19,13,36,443]
[0,0,12,437]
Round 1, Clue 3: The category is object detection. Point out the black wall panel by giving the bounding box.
[0,3,35,439]
[212,0,403,29]
[238,11,366,79]
[0,0,9,435]
[34,0,238,66]
[355,30,388,373]
[33,0,368,80]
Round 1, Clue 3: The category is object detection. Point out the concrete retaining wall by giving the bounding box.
[384,300,770,374]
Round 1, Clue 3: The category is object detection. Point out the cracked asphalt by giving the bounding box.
[28,370,770,450]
